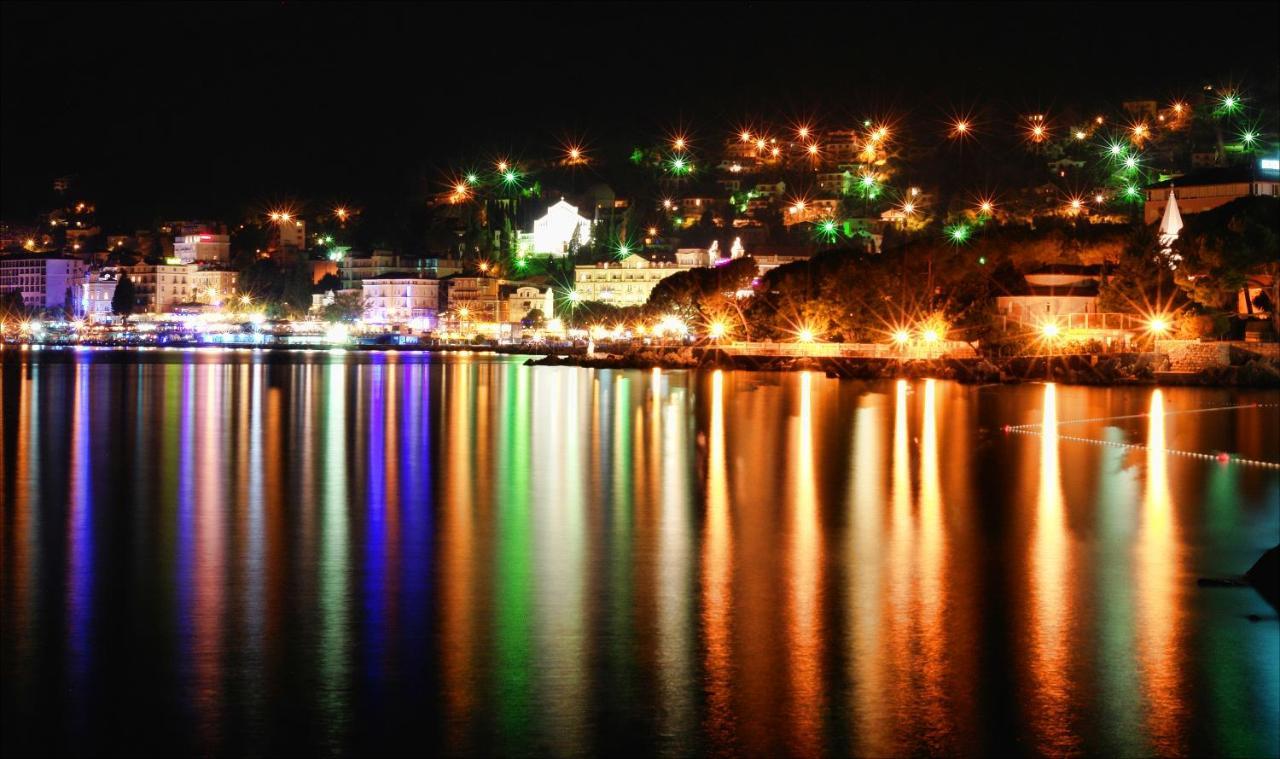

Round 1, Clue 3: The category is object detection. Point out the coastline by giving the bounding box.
[527,346,1280,387]
[6,341,1279,387]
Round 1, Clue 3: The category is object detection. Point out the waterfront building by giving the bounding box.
[362,274,440,326]
[503,284,552,324]
[121,262,236,312]
[190,268,238,306]
[73,267,120,321]
[0,255,86,311]
[123,263,196,312]
[574,253,691,307]
[443,275,507,323]
[994,264,1102,323]
[340,251,460,290]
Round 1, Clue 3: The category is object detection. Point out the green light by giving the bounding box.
[860,175,875,187]
[947,224,970,244]
[629,148,645,164]
[617,242,631,257]
[1221,95,1239,112]
[1241,131,1257,146]
[502,170,519,185]
[465,173,478,184]
[978,256,986,265]
[1124,155,1138,170]
[668,155,691,175]
[1107,141,1127,158]
[816,219,839,243]
[1124,184,1140,199]
[515,256,528,268]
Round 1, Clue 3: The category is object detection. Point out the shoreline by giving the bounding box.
[5,341,1279,387]
[528,347,1280,387]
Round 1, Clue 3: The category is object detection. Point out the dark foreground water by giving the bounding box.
[2,349,1278,758]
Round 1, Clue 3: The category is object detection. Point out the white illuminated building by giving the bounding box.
[529,199,592,256]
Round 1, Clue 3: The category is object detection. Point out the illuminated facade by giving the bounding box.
[528,199,592,256]
[1144,164,1280,223]
[362,275,440,325]
[122,263,238,312]
[574,253,691,307]
[503,285,551,324]
[0,256,86,311]
[172,233,231,263]
[73,268,120,320]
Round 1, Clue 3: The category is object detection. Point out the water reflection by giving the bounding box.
[1027,382,1078,754]
[1136,389,1185,754]
[2,354,1278,758]
[787,372,823,755]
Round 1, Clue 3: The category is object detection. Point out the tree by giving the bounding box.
[521,308,546,329]
[322,291,365,322]
[0,290,26,320]
[315,272,342,293]
[111,273,136,318]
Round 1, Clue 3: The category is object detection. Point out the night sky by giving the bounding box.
[3,1,1277,225]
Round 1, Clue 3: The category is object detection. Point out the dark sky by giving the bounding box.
[3,1,1277,225]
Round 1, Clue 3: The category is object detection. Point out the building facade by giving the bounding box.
[574,254,691,307]
[0,256,86,311]
[362,275,440,325]
[525,200,592,256]
[173,233,231,264]
[1144,164,1280,223]
[73,268,121,320]
[503,285,551,324]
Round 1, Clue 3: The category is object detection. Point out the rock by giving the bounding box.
[1245,546,1279,611]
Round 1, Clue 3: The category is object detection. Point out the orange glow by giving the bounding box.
[1028,382,1079,754]
[1136,389,1185,753]
[787,372,823,754]
[701,370,733,742]
[740,130,752,142]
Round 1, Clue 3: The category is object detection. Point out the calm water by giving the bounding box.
[2,349,1278,758]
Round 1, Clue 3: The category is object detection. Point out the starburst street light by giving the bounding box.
[1240,130,1258,147]
[334,206,349,221]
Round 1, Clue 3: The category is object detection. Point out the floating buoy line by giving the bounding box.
[1003,403,1280,470]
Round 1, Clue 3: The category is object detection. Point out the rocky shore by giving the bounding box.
[527,347,1280,387]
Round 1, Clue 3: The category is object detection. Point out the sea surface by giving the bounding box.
[2,348,1278,758]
